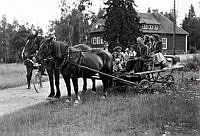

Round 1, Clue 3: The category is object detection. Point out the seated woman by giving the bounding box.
[151,34,169,69]
[126,37,149,73]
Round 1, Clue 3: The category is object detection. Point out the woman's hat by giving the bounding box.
[152,34,160,41]
[125,48,130,51]
[113,46,122,51]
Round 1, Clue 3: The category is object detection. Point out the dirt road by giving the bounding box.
[0,78,102,116]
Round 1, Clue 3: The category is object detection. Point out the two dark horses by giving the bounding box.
[22,35,113,104]
[36,37,113,103]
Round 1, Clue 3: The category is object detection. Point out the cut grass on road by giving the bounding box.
[0,84,199,136]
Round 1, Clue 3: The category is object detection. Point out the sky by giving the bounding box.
[0,0,199,34]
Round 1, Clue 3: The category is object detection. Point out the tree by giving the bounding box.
[182,4,200,50]
[164,12,175,22]
[103,0,141,51]
[188,4,196,18]
[147,7,151,13]
[49,0,92,45]
[0,15,35,63]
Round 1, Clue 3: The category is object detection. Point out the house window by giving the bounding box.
[92,37,97,45]
[97,37,101,44]
[100,38,104,44]
[154,25,159,30]
[148,25,154,30]
[162,38,167,49]
[142,24,148,30]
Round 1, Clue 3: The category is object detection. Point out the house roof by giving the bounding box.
[139,13,189,35]
[90,12,189,35]
[138,13,161,25]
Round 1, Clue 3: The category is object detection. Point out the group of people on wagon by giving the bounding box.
[112,34,169,73]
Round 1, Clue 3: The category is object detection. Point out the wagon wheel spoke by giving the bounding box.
[138,79,151,93]
[162,74,175,91]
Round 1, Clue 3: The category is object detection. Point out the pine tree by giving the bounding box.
[103,0,141,51]
[188,4,196,18]
[182,4,200,50]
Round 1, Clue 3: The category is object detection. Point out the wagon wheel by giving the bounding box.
[162,74,175,91]
[137,79,151,93]
[32,71,42,93]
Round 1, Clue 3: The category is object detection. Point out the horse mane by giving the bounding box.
[52,40,69,58]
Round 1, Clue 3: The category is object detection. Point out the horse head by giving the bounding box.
[22,32,39,59]
[36,37,68,61]
[36,37,54,61]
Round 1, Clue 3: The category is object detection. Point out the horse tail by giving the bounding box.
[94,49,113,87]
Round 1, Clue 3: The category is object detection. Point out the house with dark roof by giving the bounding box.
[90,10,189,54]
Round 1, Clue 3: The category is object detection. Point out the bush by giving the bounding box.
[189,47,196,54]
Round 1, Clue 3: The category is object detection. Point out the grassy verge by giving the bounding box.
[0,80,199,136]
[0,63,27,89]
[0,63,49,90]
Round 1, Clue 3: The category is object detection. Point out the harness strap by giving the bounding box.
[77,52,83,75]
[55,43,69,70]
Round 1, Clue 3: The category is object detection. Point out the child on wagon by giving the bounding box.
[112,45,125,72]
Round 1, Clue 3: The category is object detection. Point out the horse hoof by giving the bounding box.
[54,95,60,99]
[74,100,79,105]
[27,87,30,89]
[46,97,53,100]
[102,94,107,99]
[65,98,71,103]
[48,94,55,98]
[102,95,106,99]
[78,96,80,101]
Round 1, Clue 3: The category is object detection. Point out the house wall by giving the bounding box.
[90,32,105,48]
[90,31,187,54]
[161,34,186,54]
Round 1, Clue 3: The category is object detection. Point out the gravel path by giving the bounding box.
[0,78,102,116]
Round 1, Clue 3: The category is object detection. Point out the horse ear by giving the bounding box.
[49,37,54,42]
[34,32,38,37]
[32,32,38,39]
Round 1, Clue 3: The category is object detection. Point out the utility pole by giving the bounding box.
[173,0,176,55]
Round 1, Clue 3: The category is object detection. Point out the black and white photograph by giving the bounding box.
[0,0,199,135]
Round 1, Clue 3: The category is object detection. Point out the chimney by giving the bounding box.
[152,9,158,14]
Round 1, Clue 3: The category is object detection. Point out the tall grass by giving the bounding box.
[0,63,27,89]
[0,80,199,136]
[183,54,200,72]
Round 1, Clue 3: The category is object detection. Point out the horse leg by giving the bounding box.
[62,75,72,102]
[99,75,108,99]
[46,69,55,98]
[92,78,96,92]
[54,69,60,98]
[72,77,80,104]
[82,77,87,92]
[26,65,33,89]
